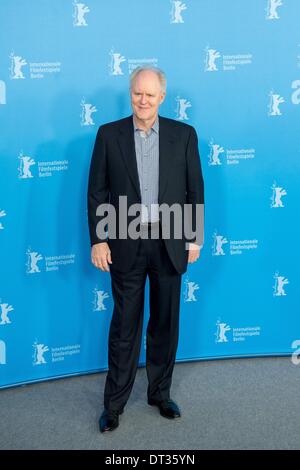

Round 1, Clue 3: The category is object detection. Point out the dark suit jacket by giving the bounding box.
[87,114,204,274]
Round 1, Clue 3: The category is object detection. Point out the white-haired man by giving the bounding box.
[88,66,204,432]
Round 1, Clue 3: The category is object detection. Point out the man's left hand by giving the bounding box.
[188,243,201,263]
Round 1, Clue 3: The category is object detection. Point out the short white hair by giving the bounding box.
[130,66,167,94]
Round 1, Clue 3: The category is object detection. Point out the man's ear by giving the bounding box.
[160,93,166,104]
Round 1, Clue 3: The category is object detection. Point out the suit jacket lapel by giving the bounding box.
[117,116,141,200]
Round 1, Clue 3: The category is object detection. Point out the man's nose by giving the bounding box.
[140,94,147,104]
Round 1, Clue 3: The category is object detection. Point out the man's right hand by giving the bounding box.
[91,242,112,272]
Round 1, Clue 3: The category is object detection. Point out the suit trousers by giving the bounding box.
[104,224,182,412]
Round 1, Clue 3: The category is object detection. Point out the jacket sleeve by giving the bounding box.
[185,126,205,247]
[87,126,110,246]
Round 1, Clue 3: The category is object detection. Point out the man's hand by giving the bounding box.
[188,243,201,264]
[91,242,112,272]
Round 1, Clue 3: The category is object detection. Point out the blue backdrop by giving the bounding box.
[1,0,299,388]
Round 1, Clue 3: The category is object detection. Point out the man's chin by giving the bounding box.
[136,112,154,121]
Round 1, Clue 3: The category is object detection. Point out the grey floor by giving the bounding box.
[1,356,299,450]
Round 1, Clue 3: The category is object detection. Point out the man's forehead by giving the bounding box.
[132,72,161,90]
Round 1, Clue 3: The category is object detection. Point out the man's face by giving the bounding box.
[131,70,165,122]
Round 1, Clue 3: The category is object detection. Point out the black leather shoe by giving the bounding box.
[148,398,181,419]
[99,408,123,433]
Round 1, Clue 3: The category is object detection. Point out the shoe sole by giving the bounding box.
[100,424,119,433]
[160,412,181,419]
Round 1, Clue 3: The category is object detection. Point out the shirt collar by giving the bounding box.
[133,114,159,134]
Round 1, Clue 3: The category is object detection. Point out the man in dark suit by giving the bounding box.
[87,66,204,433]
